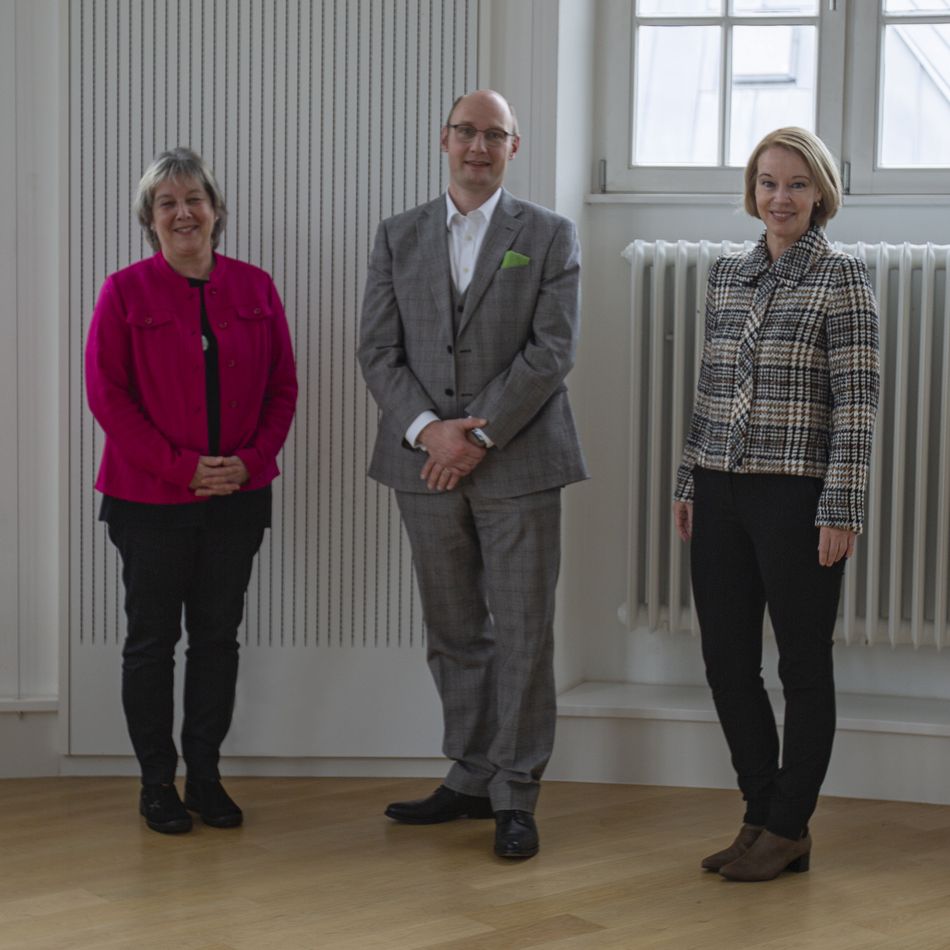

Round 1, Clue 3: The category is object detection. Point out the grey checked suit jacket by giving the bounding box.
[358,189,588,497]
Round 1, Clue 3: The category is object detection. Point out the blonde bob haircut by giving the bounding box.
[743,127,842,229]
[134,147,228,251]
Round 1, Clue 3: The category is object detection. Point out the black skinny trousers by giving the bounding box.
[690,469,845,840]
[108,519,265,785]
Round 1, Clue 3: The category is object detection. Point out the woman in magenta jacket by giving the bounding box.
[85,148,297,835]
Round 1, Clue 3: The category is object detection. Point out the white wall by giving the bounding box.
[0,0,63,776]
[0,0,21,706]
[0,0,63,708]
[6,0,950,787]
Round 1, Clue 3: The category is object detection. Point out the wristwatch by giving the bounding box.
[470,427,490,448]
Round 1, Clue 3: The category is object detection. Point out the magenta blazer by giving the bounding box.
[86,252,298,505]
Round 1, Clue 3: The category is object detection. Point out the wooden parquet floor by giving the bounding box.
[2,777,950,949]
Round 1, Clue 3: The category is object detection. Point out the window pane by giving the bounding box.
[731,0,817,13]
[884,0,950,13]
[635,26,721,165]
[880,24,950,167]
[637,0,722,14]
[728,25,817,165]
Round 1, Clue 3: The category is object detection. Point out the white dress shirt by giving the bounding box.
[446,188,502,293]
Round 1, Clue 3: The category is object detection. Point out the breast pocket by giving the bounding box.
[125,308,176,331]
[227,305,275,383]
[493,263,536,295]
[235,305,275,323]
[484,267,539,327]
[123,309,185,395]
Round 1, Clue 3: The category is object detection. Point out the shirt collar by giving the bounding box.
[154,250,225,288]
[445,188,503,229]
[739,224,831,286]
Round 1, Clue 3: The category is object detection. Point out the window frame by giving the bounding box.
[847,6,950,194]
[599,0,950,195]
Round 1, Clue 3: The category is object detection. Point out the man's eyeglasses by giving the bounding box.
[447,124,516,147]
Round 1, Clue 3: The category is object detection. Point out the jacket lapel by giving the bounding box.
[457,190,524,336]
[418,197,453,321]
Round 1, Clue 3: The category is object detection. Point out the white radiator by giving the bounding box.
[621,239,950,648]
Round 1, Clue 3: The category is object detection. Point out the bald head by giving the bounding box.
[440,88,520,212]
[445,89,519,138]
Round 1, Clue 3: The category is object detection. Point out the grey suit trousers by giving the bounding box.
[395,485,561,812]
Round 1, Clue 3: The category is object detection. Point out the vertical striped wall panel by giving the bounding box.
[0,0,18,699]
[69,0,480,657]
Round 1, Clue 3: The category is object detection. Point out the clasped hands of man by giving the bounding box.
[417,417,488,492]
[188,456,250,496]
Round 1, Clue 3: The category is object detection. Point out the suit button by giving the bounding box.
[144,317,152,325]
[444,388,454,397]
[456,304,464,313]
[227,359,236,368]
[219,321,228,328]
[446,345,453,354]
[229,400,238,408]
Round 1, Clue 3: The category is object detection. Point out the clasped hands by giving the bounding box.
[417,418,488,492]
[189,455,250,497]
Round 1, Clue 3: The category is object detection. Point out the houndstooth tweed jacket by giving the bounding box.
[674,225,880,533]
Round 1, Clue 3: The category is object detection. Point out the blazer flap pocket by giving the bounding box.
[126,309,176,329]
[235,305,274,321]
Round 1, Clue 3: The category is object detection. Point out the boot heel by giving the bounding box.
[787,852,810,873]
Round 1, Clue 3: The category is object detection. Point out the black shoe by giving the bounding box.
[494,810,539,858]
[139,784,193,834]
[184,779,244,828]
[384,785,494,824]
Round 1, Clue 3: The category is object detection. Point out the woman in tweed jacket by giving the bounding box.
[673,128,879,882]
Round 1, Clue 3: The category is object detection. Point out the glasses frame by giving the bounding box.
[445,123,517,147]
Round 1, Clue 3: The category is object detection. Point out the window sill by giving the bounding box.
[587,193,950,206]
[0,698,58,713]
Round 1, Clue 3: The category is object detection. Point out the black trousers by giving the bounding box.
[108,519,265,785]
[690,469,845,840]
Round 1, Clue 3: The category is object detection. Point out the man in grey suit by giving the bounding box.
[358,89,586,859]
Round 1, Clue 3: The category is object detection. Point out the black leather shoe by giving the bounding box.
[184,779,244,828]
[494,810,539,858]
[384,785,494,824]
[139,784,192,834]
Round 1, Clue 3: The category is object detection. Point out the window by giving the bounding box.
[849,0,950,192]
[598,0,950,194]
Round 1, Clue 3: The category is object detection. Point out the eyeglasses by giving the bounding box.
[446,124,516,147]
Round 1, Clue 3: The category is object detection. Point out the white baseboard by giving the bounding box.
[548,681,950,805]
[10,682,950,806]
[59,756,448,779]
[0,709,60,778]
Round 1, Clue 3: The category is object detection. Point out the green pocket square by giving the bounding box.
[501,250,531,270]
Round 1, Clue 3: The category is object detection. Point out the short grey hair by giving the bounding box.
[134,147,228,251]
